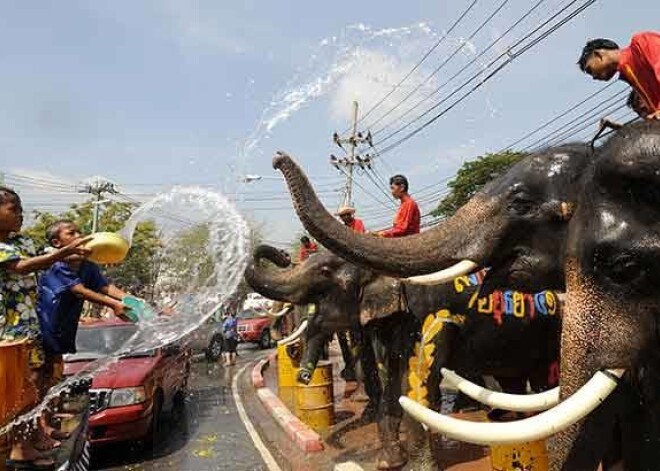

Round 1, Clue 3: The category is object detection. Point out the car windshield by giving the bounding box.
[236,309,258,320]
[71,324,153,360]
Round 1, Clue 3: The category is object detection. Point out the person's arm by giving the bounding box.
[100,284,128,300]
[381,203,413,238]
[3,237,91,275]
[70,284,131,321]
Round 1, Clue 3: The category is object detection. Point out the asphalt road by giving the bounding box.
[91,344,271,471]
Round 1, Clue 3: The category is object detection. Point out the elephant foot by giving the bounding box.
[376,443,407,470]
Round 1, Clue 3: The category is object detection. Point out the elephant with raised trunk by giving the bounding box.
[394,122,660,470]
[245,243,561,469]
[272,145,591,293]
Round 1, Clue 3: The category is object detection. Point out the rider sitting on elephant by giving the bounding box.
[374,175,420,238]
[578,32,660,120]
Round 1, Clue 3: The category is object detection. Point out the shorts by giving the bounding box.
[225,337,238,353]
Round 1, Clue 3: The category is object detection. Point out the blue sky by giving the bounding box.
[1,0,658,246]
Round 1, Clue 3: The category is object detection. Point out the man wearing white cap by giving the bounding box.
[336,206,365,233]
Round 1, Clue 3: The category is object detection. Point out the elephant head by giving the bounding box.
[245,244,402,383]
[273,146,590,292]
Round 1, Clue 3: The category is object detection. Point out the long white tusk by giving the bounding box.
[400,369,624,445]
[266,305,293,318]
[405,260,479,286]
[278,320,308,346]
[441,368,559,412]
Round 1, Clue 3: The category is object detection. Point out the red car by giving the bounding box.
[64,319,190,447]
[236,309,273,349]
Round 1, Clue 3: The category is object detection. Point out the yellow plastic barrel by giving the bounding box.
[0,340,37,471]
[0,340,35,427]
[295,360,334,432]
[490,440,548,471]
[277,343,299,410]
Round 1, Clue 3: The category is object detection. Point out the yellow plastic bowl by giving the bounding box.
[85,232,130,264]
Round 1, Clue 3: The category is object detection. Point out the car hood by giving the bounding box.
[64,355,160,389]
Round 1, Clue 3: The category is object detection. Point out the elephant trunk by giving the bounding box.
[297,326,330,385]
[273,152,504,277]
[547,257,652,470]
[244,244,305,303]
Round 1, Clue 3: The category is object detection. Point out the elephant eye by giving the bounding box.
[593,247,652,292]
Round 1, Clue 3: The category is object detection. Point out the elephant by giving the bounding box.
[550,120,660,469]
[245,244,561,469]
[271,145,592,294]
[388,122,660,470]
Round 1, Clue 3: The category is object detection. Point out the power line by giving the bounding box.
[373,0,598,157]
[498,81,620,151]
[522,95,627,151]
[370,0,550,137]
[365,0,512,132]
[356,0,481,129]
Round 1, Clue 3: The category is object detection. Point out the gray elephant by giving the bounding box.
[368,122,660,470]
[245,243,561,469]
[271,145,592,294]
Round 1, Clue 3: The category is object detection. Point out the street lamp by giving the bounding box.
[241,174,285,184]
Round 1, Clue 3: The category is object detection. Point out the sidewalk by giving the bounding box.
[253,340,499,470]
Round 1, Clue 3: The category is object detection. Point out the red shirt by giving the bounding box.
[381,194,421,238]
[618,32,660,113]
[298,242,318,262]
[346,217,366,233]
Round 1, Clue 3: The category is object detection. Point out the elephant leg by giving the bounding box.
[357,327,382,423]
[406,324,459,470]
[370,316,408,470]
[337,330,357,381]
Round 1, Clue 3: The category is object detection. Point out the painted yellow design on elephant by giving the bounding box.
[407,309,464,406]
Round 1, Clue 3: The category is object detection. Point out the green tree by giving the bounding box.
[432,151,525,218]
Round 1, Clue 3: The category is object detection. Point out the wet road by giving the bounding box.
[91,344,271,471]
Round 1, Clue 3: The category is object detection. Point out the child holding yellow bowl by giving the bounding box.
[37,220,136,382]
[0,187,91,469]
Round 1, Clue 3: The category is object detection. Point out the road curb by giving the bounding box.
[251,352,324,453]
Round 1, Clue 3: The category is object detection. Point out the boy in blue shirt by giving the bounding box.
[37,220,134,388]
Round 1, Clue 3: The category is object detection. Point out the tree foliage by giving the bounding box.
[432,151,525,218]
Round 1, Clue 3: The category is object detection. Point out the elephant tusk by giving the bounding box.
[405,260,479,286]
[278,320,308,346]
[441,368,559,412]
[266,304,293,318]
[401,368,624,445]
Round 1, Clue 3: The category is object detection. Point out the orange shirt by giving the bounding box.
[297,242,318,262]
[618,31,660,113]
[381,194,421,238]
[346,217,366,233]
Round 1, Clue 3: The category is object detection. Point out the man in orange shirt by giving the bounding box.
[578,32,660,120]
[297,236,318,262]
[377,174,421,237]
[336,206,366,233]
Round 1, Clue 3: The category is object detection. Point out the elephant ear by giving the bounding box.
[359,276,405,325]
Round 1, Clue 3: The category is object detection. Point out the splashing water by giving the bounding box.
[237,22,494,169]
[2,188,248,435]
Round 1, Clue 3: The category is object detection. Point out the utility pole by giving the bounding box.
[78,176,117,233]
[330,101,373,208]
